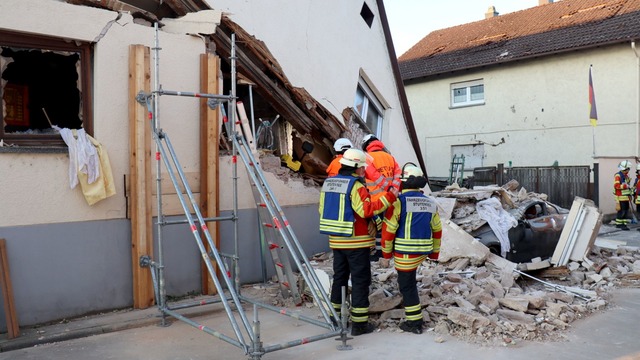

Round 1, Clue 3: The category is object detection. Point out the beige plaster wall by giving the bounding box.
[405,45,640,179]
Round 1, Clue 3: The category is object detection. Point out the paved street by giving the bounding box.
[1,287,640,360]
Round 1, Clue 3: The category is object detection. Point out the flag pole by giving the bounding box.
[592,122,596,157]
[589,65,597,157]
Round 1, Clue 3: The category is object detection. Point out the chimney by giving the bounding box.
[485,6,499,19]
[539,0,554,4]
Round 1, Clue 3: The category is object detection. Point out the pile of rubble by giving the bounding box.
[246,181,640,344]
[298,241,640,345]
[430,180,553,232]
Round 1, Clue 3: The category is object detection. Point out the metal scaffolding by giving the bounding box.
[135,24,351,359]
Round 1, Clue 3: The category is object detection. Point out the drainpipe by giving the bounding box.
[632,41,640,158]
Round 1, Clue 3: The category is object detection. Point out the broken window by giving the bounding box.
[1,30,92,147]
[354,82,384,138]
[451,79,484,108]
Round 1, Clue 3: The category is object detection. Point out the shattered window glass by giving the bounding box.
[0,30,92,147]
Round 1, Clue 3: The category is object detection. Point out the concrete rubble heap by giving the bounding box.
[431,180,547,232]
[294,243,640,345]
[244,181,639,344]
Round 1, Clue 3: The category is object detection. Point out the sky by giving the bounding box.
[385,0,541,56]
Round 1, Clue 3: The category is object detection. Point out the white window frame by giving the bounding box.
[450,79,485,108]
[354,79,385,138]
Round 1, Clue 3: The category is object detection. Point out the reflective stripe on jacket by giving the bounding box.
[364,141,401,201]
[319,173,396,250]
[319,175,357,236]
[391,192,436,255]
[381,189,443,271]
[614,171,632,201]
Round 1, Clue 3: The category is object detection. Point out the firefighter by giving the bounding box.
[325,138,353,177]
[362,134,402,260]
[319,148,398,336]
[634,163,640,231]
[379,163,442,334]
[613,160,633,230]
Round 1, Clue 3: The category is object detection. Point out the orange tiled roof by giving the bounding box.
[399,0,640,81]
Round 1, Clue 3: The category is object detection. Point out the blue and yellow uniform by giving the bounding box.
[319,171,395,330]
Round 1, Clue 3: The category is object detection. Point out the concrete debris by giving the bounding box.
[433,182,549,234]
[267,240,640,346]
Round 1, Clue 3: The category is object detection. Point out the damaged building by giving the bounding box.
[0,0,423,330]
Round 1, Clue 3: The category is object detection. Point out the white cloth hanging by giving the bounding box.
[476,197,518,258]
[54,126,100,188]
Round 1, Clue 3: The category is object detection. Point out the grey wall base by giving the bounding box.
[0,204,328,331]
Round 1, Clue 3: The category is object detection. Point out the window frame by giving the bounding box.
[354,80,385,138]
[0,30,93,147]
[450,79,484,108]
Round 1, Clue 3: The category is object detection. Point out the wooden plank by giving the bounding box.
[128,44,154,309]
[0,239,19,339]
[200,53,221,295]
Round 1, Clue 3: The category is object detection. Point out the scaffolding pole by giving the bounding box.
[134,23,349,360]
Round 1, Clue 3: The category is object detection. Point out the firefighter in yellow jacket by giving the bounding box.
[380,163,442,334]
[319,148,398,336]
[614,160,633,230]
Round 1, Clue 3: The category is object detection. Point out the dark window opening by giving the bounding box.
[360,3,374,28]
[1,31,92,147]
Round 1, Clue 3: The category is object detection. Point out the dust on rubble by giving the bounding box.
[242,246,640,347]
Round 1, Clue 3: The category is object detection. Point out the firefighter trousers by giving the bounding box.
[330,248,371,322]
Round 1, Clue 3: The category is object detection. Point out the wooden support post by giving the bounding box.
[129,45,154,309]
[200,53,221,295]
[0,239,19,339]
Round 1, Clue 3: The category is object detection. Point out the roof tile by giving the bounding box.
[399,0,640,80]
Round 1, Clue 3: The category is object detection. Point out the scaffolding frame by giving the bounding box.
[135,24,352,359]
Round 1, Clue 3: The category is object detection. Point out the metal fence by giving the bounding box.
[469,164,592,209]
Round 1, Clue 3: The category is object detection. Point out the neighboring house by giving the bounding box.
[399,0,640,207]
[0,0,422,329]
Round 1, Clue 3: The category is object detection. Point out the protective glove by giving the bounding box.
[428,252,439,261]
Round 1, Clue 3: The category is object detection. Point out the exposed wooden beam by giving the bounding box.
[212,17,345,141]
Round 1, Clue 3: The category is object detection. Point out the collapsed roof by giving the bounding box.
[66,0,427,177]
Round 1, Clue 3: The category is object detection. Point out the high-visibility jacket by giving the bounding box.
[381,190,442,271]
[319,173,395,249]
[364,140,401,202]
[634,176,640,204]
[613,171,632,201]
[325,155,343,177]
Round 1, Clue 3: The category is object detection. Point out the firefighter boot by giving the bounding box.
[399,320,424,334]
[351,321,375,336]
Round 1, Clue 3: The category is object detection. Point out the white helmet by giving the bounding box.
[619,160,632,171]
[339,149,367,168]
[333,138,353,152]
[362,134,378,148]
[636,163,640,171]
[401,163,423,181]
